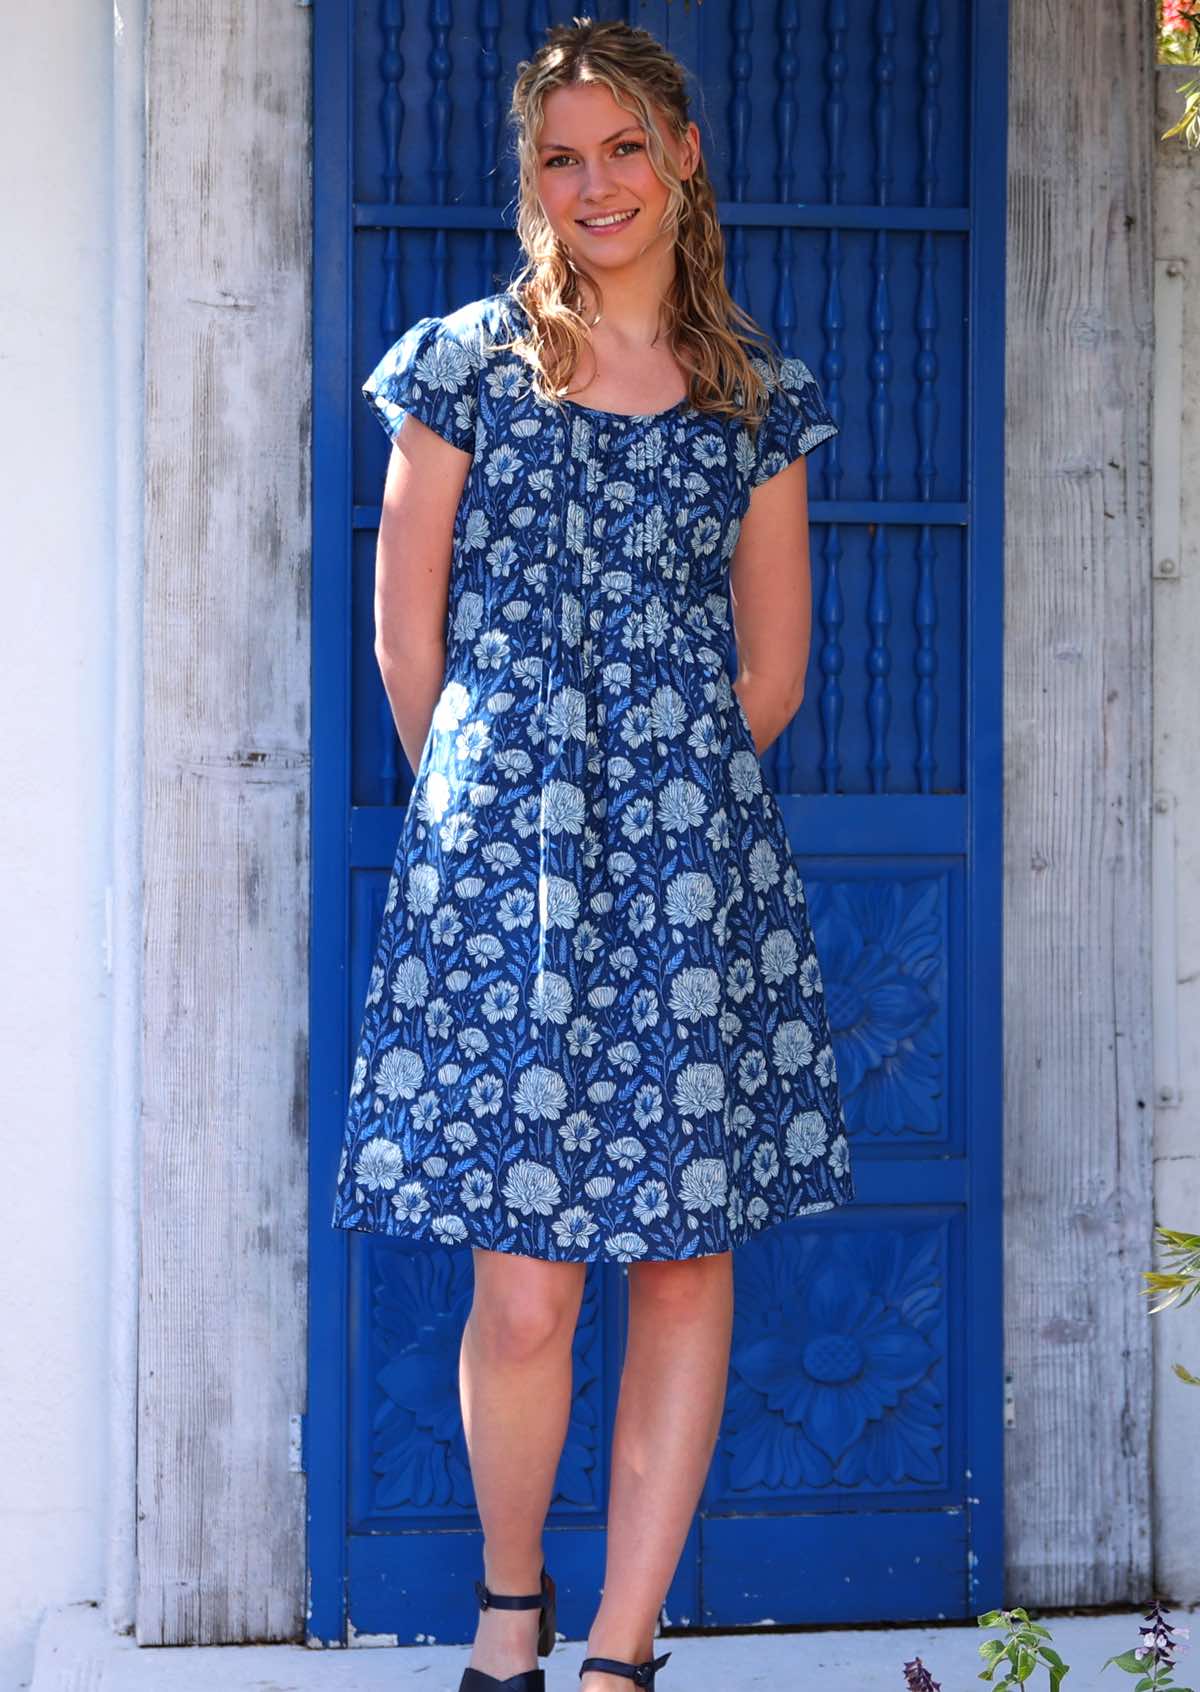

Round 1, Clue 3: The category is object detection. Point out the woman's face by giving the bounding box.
[535,80,698,274]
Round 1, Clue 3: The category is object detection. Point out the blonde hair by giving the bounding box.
[497,16,780,431]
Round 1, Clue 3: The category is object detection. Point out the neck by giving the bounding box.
[573,248,679,344]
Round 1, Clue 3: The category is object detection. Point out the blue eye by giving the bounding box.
[543,139,645,168]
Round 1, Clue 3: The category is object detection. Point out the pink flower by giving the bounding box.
[1157,0,1191,32]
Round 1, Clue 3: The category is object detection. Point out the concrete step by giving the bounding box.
[32,1598,1192,1692]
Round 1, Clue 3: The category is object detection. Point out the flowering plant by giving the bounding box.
[1103,1597,1193,1691]
[1142,1224,1200,1386]
[1161,0,1200,147]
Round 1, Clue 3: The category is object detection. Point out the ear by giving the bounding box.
[680,121,701,182]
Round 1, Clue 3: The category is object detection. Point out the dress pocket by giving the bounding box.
[730,688,759,759]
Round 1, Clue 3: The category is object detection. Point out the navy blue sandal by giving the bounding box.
[457,1563,557,1692]
[578,1648,672,1687]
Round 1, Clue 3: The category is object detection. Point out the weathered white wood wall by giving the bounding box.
[1151,64,1200,1609]
[140,0,312,1644]
[1003,0,1156,1605]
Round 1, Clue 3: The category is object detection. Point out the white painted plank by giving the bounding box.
[1003,0,1155,1606]
[140,0,311,1646]
[1150,62,1200,1609]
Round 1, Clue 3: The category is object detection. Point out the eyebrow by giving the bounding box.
[537,124,645,151]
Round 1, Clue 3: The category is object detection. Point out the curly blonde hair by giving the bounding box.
[497,16,780,431]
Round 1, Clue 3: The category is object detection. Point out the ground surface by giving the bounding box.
[31,1599,1197,1692]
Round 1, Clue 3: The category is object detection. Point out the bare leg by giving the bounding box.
[580,1250,735,1691]
[461,1245,587,1680]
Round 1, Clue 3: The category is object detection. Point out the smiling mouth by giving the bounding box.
[576,208,639,229]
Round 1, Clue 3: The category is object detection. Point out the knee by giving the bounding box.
[470,1260,581,1364]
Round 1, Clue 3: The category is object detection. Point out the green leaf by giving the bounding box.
[1103,1650,1149,1673]
[1155,1226,1200,1250]
[1015,1645,1037,1681]
[979,1640,1007,1663]
[978,1610,1005,1628]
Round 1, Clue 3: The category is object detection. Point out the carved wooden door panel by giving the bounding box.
[309,0,1007,1644]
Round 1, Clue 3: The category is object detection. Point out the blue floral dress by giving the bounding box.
[330,288,856,1261]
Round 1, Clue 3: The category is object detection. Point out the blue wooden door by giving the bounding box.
[309,0,1008,1646]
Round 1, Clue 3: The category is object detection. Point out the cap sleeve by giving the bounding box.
[361,314,478,454]
[749,355,838,489]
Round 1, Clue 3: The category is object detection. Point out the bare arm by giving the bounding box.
[373,414,472,775]
[728,453,814,756]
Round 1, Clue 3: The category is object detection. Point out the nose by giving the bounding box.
[578,161,619,202]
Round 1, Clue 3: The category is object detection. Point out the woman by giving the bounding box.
[331,18,856,1692]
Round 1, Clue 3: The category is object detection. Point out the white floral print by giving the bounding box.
[330,289,855,1259]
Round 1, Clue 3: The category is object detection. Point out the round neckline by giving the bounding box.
[561,393,692,423]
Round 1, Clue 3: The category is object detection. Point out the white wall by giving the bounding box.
[1153,66,1200,1606]
[0,3,140,1686]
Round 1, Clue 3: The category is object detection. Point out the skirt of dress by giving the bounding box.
[330,653,856,1263]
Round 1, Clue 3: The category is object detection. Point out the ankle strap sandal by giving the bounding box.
[457,1564,557,1692]
[578,1648,672,1687]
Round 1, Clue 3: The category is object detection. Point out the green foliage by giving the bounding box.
[1143,1227,1200,1386]
[1101,1598,1193,1690]
[1160,0,1200,145]
[975,1608,1069,1690]
[902,1599,1193,1691]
